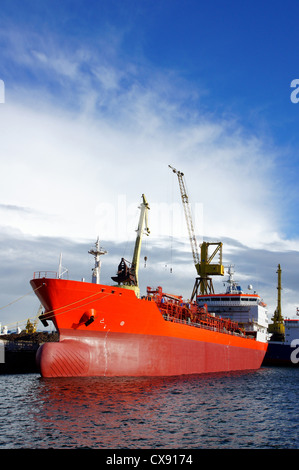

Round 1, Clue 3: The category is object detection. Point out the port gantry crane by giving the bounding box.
[169,165,224,300]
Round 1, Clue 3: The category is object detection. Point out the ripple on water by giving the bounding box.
[0,368,299,448]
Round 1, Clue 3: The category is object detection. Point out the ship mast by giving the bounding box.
[268,264,285,341]
[88,237,107,284]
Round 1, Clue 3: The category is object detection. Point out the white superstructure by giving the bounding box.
[283,318,299,345]
[196,266,269,343]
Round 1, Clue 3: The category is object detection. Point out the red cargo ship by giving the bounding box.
[30,195,267,377]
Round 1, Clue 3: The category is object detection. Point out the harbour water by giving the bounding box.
[0,366,298,450]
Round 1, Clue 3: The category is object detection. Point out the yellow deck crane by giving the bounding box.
[111,194,150,298]
[268,264,285,341]
[169,165,224,299]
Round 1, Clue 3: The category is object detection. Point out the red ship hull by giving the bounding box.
[30,276,267,378]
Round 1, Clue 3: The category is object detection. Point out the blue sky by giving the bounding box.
[1,0,299,329]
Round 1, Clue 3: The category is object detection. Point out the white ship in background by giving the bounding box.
[196,265,269,343]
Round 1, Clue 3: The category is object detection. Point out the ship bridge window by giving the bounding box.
[221,297,230,301]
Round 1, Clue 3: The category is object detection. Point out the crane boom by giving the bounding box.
[131,194,150,287]
[169,165,200,273]
[111,194,150,298]
[169,164,224,297]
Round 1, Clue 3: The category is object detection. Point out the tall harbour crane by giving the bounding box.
[169,165,224,298]
[169,165,200,273]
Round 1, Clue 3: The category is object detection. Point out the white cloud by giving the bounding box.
[0,67,284,252]
[0,96,279,248]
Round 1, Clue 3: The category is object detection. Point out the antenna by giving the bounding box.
[88,237,107,284]
[58,253,68,279]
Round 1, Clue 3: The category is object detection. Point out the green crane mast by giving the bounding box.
[268,264,285,341]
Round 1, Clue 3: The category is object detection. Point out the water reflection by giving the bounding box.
[5,367,298,448]
[30,370,260,449]
[32,375,192,448]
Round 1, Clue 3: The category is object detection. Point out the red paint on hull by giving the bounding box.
[31,277,267,378]
[36,330,266,378]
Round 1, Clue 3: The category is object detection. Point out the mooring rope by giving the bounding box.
[0,284,42,311]
[39,291,113,321]
[1,288,113,329]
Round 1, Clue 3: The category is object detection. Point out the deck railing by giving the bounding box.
[33,271,58,279]
[162,314,252,339]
